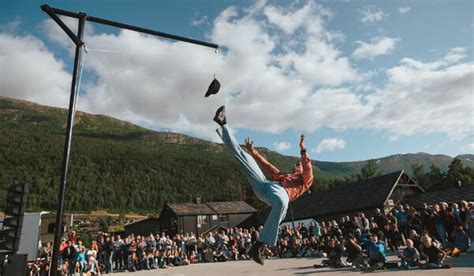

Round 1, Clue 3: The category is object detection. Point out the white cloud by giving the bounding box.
[388,135,399,142]
[366,48,474,140]
[0,33,71,107]
[352,37,397,60]
[1,1,363,141]
[460,143,474,153]
[0,18,22,33]
[41,16,95,52]
[398,7,411,14]
[359,5,386,23]
[1,1,472,145]
[313,138,346,154]
[263,1,330,34]
[273,141,291,152]
[191,16,209,26]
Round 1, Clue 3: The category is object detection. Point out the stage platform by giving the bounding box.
[115,252,474,275]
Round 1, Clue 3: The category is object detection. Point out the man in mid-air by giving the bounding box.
[213,105,314,265]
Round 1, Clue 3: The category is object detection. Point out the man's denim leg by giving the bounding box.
[258,183,289,246]
[220,125,268,200]
[219,125,289,246]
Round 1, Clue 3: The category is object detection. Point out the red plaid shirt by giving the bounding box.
[248,148,313,202]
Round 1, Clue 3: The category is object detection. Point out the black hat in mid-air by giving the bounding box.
[205,78,221,97]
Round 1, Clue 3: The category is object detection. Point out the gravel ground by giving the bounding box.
[112,252,474,276]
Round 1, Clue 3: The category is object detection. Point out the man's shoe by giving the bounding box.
[248,241,264,265]
[213,105,226,126]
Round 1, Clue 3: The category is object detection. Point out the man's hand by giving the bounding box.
[244,137,254,151]
[299,134,305,150]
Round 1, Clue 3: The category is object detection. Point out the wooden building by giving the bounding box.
[270,170,424,224]
[402,185,474,206]
[123,217,160,236]
[158,201,256,235]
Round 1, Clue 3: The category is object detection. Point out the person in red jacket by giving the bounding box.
[213,105,314,265]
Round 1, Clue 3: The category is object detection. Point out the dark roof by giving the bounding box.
[283,171,416,221]
[166,201,257,216]
[236,213,261,229]
[166,203,216,216]
[402,185,474,206]
[206,201,256,214]
[123,217,159,228]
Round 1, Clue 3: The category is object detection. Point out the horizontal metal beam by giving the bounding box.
[41,4,219,49]
[41,5,83,46]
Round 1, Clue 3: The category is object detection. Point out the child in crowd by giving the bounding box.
[421,235,451,269]
[365,233,387,270]
[399,239,421,269]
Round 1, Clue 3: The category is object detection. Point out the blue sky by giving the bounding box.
[0,0,472,162]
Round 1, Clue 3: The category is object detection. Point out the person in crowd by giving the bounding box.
[468,202,474,252]
[387,223,403,252]
[105,235,115,273]
[440,202,456,244]
[396,205,408,238]
[420,235,451,269]
[344,233,365,269]
[450,225,470,253]
[359,213,370,234]
[364,233,387,270]
[408,229,422,251]
[85,254,100,276]
[399,239,421,269]
[320,238,344,268]
[62,240,76,276]
[114,234,124,270]
[433,204,448,248]
[75,247,87,275]
[373,208,386,234]
[407,207,423,232]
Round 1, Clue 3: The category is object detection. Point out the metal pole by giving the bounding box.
[50,12,86,276]
[41,4,218,50]
[41,5,83,46]
[86,15,218,49]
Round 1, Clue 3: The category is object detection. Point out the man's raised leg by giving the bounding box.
[214,106,268,199]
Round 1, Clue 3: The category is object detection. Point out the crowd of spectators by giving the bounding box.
[27,200,473,275]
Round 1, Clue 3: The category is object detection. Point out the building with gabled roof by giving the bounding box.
[259,171,424,226]
[158,200,256,235]
[402,185,474,206]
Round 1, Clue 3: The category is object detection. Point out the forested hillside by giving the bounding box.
[0,97,471,213]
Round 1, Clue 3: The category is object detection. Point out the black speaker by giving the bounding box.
[3,254,27,276]
[1,183,28,253]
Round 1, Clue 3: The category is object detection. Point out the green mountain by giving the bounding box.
[0,97,471,213]
[315,152,468,178]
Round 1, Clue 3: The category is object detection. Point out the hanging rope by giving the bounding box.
[85,47,146,55]
[76,44,87,96]
[289,202,296,231]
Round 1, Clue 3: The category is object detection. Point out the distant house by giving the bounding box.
[402,185,474,206]
[265,171,424,225]
[158,201,257,235]
[123,217,160,236]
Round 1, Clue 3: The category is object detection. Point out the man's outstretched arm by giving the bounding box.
[245,138,281,178]
[300,135,314,188]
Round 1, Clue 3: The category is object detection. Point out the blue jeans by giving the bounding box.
[106,252,114,273]
[435,224,447,248]
[219,125,289,246]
